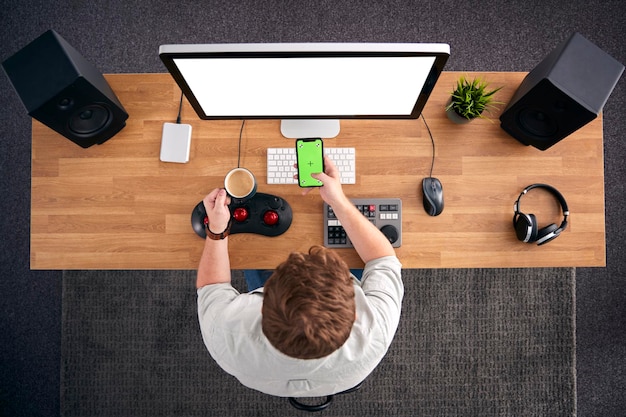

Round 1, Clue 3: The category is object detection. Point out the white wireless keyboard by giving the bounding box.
[266,147,356,184]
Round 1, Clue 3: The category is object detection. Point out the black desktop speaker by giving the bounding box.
[500,32,623,151]
[2,30,128,148]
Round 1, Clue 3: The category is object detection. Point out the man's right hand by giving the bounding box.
[309,156,349,208]
[311,157,395,263]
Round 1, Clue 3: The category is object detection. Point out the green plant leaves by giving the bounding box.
[445,76,503,120]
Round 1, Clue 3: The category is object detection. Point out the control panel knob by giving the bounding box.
[269,197,282,209]
[380,225,399,244]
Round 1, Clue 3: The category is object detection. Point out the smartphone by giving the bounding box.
[296,138,324,187]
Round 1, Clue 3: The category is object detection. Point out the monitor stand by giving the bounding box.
[280,119,340,139]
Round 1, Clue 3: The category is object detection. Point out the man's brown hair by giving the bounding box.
[261,246,356,359]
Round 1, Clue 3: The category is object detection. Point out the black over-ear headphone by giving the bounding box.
[513,184,569,245]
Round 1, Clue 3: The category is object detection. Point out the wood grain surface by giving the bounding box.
[31,72,605,269]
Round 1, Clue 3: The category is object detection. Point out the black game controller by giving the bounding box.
[191,192,293,238]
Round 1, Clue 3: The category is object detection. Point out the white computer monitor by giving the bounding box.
[159,43,450,138]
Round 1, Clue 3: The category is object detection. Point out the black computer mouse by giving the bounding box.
[422,177,444,216]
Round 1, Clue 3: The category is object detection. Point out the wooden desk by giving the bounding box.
[31,72,606,269]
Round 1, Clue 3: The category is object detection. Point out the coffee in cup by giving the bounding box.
[224,167,257,200]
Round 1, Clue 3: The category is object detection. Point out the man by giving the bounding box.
[197,156,403,397]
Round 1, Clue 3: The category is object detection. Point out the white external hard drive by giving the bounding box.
[160,122,192,163]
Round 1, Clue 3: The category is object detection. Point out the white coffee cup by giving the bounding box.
[224,167,257,200]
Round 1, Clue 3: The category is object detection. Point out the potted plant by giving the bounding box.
[445,76,503,123]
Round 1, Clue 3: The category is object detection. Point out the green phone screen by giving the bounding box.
[296,138,324,187]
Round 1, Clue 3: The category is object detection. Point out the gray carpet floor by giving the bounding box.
[61,268,575,416]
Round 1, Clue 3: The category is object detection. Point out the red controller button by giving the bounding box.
[233,207,249,222]
[203,216,209,226]
[263,210,279,225]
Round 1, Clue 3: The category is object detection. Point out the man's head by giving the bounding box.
[262,246,356,359]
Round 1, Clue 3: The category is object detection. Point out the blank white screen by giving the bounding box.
[174,56,436,117]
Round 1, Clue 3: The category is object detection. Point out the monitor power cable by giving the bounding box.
[176,91,183,123]
[421,114,436,178]
[237,120,246,168]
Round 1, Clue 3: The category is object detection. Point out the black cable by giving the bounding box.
[237,120,246,168]
[176,91,183,124]
[421,114,436,178]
